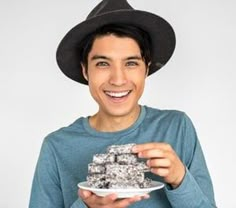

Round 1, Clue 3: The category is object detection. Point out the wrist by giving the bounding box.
[171,166,186,189]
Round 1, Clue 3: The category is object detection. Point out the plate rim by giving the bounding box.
[77,180,165,193]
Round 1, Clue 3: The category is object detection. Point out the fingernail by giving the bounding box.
[143,194,150,199]
[138,152,143,157]
[132,146,138,153]
[150,168,156,174]
[82,190,89,198]
[110,194,117,200]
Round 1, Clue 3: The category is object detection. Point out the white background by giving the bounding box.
[1,0,235,207]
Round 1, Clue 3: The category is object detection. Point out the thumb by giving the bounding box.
[78,189,92,199]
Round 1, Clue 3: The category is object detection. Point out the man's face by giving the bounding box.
[82,34,148,118]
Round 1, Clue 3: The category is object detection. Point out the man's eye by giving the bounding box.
[96,62,109,67]
[126,61,138,67]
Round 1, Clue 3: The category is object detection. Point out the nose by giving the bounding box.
[109,65,127,86]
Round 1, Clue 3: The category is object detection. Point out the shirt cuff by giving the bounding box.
[164,168,202,207]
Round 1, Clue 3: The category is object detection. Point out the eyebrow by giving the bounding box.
[91,55,111,61]
[126,56,143,60]
[90,55,143,61]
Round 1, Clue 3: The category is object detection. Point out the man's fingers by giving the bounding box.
[147,158,171,168]
[112,195,146,207]
[151,167,170,177]
[79,188,150,207]
[97,193,117,205]
[78,189,92,199]
[132,143,172,153]
[137,149,164,158]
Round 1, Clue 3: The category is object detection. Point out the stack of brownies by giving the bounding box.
[87,143,152,189]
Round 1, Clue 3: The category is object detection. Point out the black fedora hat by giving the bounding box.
[56,0,176,84]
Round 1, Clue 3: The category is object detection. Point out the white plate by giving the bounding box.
[78,181,164,198]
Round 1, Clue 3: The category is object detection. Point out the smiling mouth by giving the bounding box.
[104,90,131,98]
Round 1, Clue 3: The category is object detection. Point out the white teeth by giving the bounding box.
[105,91,130,98]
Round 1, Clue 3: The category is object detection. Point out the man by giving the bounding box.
[29,0,216,207]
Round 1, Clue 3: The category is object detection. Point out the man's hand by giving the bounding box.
[132,143,185,189]
[79,189,149,208]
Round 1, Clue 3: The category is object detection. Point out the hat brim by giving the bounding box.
[56,10,176,84]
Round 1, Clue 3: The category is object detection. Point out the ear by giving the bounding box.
[81,64,88,81]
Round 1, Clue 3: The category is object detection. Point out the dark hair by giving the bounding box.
[79,24,152,69]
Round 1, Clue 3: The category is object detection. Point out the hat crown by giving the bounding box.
[87,0,133,19]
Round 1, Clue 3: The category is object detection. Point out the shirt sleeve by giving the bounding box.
[164,113,217,208]
[29,138,88,208]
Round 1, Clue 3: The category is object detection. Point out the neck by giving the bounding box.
[89,105,141,132]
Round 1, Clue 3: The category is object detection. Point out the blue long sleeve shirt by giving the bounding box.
[29,105,216,207]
